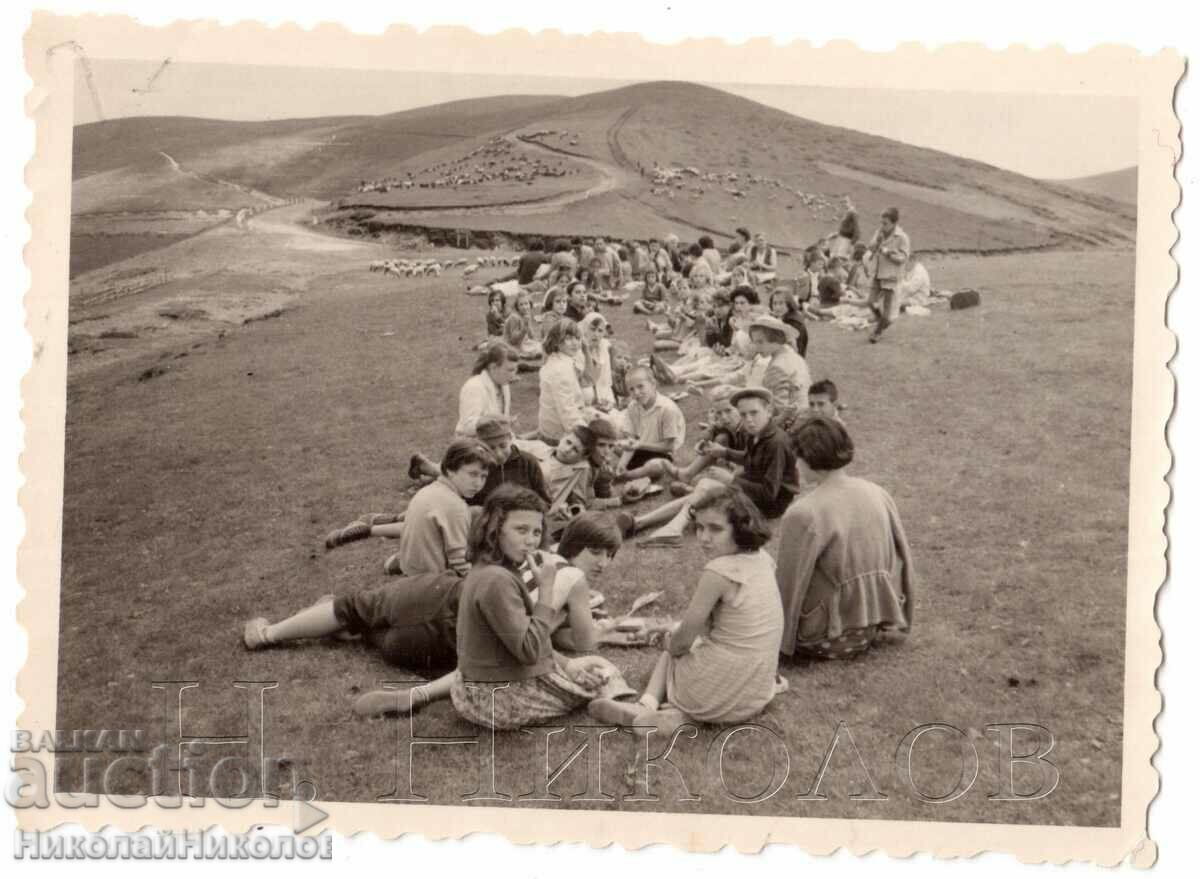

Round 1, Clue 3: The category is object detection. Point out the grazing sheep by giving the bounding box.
[369,260,387,272]
[463,264,479,277]
[467,285,490,296]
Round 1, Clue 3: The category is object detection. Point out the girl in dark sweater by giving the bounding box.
[448,487,634,729]
[350,491,634,722]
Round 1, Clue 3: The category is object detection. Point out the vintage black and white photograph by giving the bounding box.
[15,13,1179,863]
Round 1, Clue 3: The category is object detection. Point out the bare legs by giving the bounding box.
[354,672,456,717]
[628,476,729,544]
[244,597,342,649]
[354,564,583,718]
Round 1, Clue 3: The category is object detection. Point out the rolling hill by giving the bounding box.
[72,81,1137,268]
[1054,167,1138,206]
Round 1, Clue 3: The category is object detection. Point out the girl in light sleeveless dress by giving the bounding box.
[589,486,783,733]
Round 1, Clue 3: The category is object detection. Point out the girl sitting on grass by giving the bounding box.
[325,438,491,578]
[632,269,667,315]
[589,486,783,736]
[354,490,635,723]
[504,291,545,370]
[249,508,626,722]
[769,289,809,358]
[479,290,507,350]
[776,417,914,659]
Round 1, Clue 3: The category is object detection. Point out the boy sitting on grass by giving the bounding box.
[616,387,798,547]
[610,367,686,485]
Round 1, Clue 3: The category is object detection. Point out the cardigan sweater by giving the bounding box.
[775,472,915,654]
[456,562,557,682]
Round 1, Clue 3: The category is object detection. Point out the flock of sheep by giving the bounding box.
[367,254,518,279]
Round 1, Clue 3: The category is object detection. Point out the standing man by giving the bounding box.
[866,207,911,343]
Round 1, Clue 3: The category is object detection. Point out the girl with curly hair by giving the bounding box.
[590,485,784,735]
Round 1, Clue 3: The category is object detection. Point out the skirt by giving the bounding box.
[794,625,885,659]
[451,655,632,730]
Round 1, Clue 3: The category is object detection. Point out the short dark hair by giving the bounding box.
[699,235,715,249]
[529,237,545,252]
[882,207,900,223]
[689,485,772,551]
[735,226,751,240]
[570,424,596,453]
[556,511,622,563]
[487,289,506,310]
[688,243,703,257]
[817,276,843,302]
[471,341,518,375]
[731,284,759,305]
[789,416,854,471]
[542,318,579,354]
[809,379,838,401]
[769,289,798,312]
[467,485,548,564]
[441,437,495,476]
[837,210,860,241]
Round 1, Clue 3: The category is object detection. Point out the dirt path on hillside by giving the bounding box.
[66,199,377,379]
[159,150,284,207]
[243,201,366,251]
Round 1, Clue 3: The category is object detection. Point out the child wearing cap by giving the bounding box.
[472,416,552,506]
[748,315,811,423]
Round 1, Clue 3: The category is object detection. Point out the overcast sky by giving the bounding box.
[74,59,1137,180]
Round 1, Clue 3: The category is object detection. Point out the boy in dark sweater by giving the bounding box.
[471,416,551,506]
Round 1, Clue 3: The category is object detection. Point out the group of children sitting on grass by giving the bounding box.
[243,213,918,738]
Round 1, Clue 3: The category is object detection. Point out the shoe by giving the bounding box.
[325,521,371,550]
[353,687,426,718]
[638,533,682,548]
[243,617,272,650]
[668,481,691,498]
[587,697,643,726]
[407,454,430,481]
[383,554,405,576]
[614,511,637,539]
[868,333,879,344]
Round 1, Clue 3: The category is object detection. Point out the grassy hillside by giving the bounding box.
[72,95,567,202]
[73,82,1136,256]
[1054,167,1138,206]
[331,82,1136,253]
